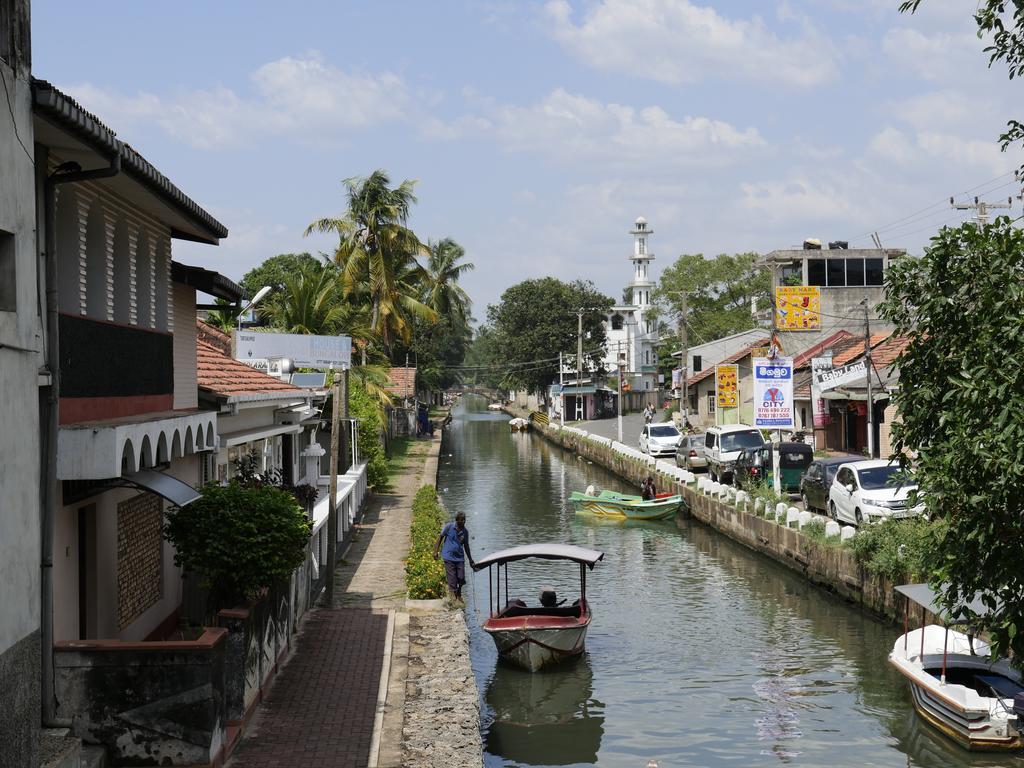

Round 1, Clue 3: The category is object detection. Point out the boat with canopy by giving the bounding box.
[476,543,604,672]
[889,583,1024,751]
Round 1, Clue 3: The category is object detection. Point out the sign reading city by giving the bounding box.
[753,356,794,428]
[775,286,821,331]
[716,364,738,408]
[235,331,352,369]
[814,359,868,392]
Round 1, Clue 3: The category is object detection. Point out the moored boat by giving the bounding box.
[889,583,1024,751]
[509,417,530,432]
[477,543,603,672]
[570,487,681,521]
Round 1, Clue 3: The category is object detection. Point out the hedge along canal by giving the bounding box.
[439,396,1016,768]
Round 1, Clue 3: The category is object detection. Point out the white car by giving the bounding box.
[639,424,682,457]
[828,459,924,526]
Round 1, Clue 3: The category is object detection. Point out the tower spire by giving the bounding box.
[628,216,654,308]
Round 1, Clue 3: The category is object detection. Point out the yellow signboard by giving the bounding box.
[775,286,821,330]
[716,364,738,408]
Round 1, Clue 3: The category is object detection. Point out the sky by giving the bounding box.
[31,0,1024,318]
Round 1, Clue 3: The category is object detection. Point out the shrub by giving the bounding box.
[347,375,389,489]
[165,483,312,609]
[845,517,946,583]
[405,485,448,599]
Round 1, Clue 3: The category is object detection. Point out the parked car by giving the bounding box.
[675,433,707,471]
[704,424,765,482]
[733,442,813,493]
[639,423,682,457]
[799,456,860,513]
[828,459,924,526]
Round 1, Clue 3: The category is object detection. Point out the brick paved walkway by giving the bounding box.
[226,609,388,768]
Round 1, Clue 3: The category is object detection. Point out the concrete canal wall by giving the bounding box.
[533,421,905,624]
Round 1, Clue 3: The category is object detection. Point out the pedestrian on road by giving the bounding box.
[434,512,475,601]
[644,404,654,425]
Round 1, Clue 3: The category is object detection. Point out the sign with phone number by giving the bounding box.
[753,356,794,428]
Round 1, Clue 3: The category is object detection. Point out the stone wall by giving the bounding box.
[117,493,164,630]
[535,422,905,623]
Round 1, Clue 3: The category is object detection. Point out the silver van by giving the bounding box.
[704,424,765,482]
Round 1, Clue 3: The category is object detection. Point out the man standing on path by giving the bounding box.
[434,512,475,601]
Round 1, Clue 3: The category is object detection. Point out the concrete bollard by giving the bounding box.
[786,507,800,527]
[736,490,748,509]
[825,520,841,538]
[708,482,720,496]
[840,525,856,541]
[775,502,787,519]
[798,510,813,528]
[754,497,764,515]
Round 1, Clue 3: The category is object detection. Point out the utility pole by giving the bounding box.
[950,195,1013,226]
[576,308,584,421]
[340,366,350,534]
[617,343,624,444]
[862,299,875,459]
[559,351,565,427]
[325,375,341,604]
[678,290,688,429]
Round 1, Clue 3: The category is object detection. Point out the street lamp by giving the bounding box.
[238,285,272,332]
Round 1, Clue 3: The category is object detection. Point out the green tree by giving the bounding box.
[900,1,1024,176]
[424,238,474,328]
[654,253,768,345]
[239,253,323,322]
[306,170,437,351]
[266,267,344,334]
[485,278,614,393]
[204,298,240,334]
[879,218,1024,665]
[345,371,390,488]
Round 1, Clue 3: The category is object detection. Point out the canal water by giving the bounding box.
[437,396,1020,768]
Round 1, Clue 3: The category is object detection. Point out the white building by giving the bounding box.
[602,217,660,394]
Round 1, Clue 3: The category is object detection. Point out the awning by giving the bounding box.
[474,544,605,570]
[172,261,244,303]
[220,423,303,447]
[895,583,999,623]
[123,469,201,507]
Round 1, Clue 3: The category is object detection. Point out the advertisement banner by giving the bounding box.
[671,368,681,389]
[810,356,833,427]
[753,356,794,429]
[716,364,738,408]
[235,331,351,369]
[775,286,821,330]
[814,359,868,392]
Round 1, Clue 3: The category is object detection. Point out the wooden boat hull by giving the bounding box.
[570,491,680,520]
[889,626,1024,751]
[484,615,591,672]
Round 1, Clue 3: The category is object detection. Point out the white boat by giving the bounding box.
[508,417,530,432]
[476,543,604,672]
[487,403,503,411]
[889,584,1024,751]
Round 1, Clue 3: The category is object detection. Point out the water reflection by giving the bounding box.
[485,656,604,765]
[441,395,1024,768]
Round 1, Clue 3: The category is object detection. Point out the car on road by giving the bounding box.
[733,442,813,493]
[799,456,860,513]
[732,446,765,488]
[828,459,924,526]
[639,423,682,457]
[704,424,765,483]
[675,433,707,471]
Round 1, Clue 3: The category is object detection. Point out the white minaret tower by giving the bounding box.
[628,216,655,308]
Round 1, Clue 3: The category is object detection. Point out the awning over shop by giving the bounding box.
[220,423,303,448]
[123,469,201,507]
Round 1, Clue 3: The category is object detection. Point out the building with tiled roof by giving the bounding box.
[196,319,232,357]
[197,339,301,400]
[685,338,770,427]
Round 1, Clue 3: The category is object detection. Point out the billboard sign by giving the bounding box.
[814,360,868,392]
[810,356,833,427]
[716,364,738,408]
[235,331,351,369]
[775,286,821,330]
[753,356,794,429]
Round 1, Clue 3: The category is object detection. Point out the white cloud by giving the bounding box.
[544,0,838,87]
[65,53,409,149]
[432,88,766,167]
[881,26,980,82]
[739,177,864,222]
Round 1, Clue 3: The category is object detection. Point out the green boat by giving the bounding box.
[570,488,681,521]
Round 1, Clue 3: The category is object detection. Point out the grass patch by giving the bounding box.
[405,485,449,599]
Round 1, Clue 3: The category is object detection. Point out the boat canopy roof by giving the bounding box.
[895,583,998,623]
[475,544,605,570]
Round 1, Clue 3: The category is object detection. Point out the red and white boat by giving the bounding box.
[476,543,604,672]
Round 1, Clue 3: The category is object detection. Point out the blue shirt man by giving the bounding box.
[433,512,474,600]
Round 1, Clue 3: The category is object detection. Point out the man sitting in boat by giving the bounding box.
[641,476,656,501]
[540,587,561,608]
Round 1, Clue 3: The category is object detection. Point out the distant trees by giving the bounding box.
[475,278,614,393]
[655,253,768,345]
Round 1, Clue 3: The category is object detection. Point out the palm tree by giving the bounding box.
[204,299,239,333]
[424,238,474,327]
[306,170,436,351]
[266,268,344,335]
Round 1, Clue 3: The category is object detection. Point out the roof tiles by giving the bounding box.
[197,340,300,398]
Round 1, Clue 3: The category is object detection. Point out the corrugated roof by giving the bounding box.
[32,78,228,242]
[197,339,301,398]
[385,367,417,397]
[687,337,770,386]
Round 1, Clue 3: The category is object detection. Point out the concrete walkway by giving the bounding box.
[226,435,440,768]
